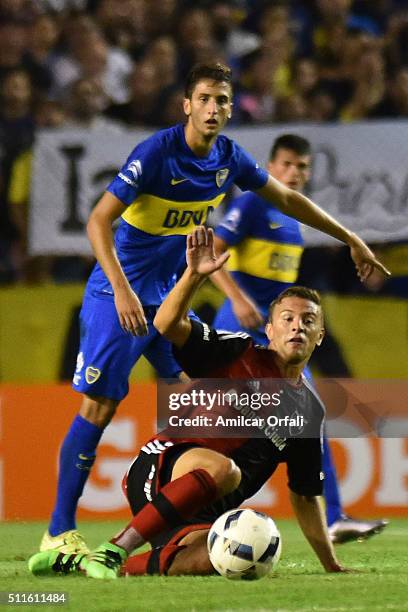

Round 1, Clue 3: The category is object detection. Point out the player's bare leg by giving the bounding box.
[171,447,241,497]
[79,395,119,427]
[40,394,119,555]
[167,529,214,575]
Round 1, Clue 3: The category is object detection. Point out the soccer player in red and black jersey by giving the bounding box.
[29,227,348,579]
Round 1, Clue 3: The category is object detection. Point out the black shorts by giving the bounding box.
[124,442,212,547]
[123,436,323,548]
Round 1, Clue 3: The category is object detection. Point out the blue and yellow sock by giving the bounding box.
[322,436,343,526]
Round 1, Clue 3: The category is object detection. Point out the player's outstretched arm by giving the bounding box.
[154,227,229,347]
[211,235,264,329]
[87,192,148,336]
[290,492,350,573]
[256,175,391,282]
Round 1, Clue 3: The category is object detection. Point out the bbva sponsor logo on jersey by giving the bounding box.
[163,205,214,228]
[216,168,229,187]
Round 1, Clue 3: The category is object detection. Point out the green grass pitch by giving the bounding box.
[1,520,407,611]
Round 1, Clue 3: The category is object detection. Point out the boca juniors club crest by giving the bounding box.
[85,366,101,384]
[216,168,229,187]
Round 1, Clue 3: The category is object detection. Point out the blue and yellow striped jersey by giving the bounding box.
[215,191,304,311]
[86,123,268,304]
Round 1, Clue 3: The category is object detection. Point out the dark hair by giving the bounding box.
[269,134,311,160]
[184,62,232,98]
[268,286,322,321]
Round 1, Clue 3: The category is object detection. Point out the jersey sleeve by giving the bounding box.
[286,438,323,496]
[173,319,251,377]
[215,193,256,246]
[233,145,269,192]
[106,136,161,206]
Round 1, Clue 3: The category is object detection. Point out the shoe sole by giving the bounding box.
[332,524,387,544]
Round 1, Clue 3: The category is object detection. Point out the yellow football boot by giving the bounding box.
[40,529,90,554]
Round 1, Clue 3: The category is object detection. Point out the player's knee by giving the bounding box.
[211,457,241,497]
[79,395,119,428]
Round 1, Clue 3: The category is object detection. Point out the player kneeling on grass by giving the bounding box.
[29,227,350,579]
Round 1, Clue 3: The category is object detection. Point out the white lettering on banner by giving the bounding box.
[326,419,375,506]
[80,418,135,512]
[30,123,408,255]
[332,438,374,506]
[376,437,408,505]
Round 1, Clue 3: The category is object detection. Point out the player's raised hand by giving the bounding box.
[186,226,230,276]
[348,234,391,282]
[114,286,148,336]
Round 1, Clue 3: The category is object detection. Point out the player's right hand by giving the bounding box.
[232,295,264,329]
[114,287,148,336]
[326,563,359,573]
[187,226,230,276]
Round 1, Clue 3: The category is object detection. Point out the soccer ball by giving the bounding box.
[207,508,281,580]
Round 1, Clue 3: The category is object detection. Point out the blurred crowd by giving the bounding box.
[1,0,407,290]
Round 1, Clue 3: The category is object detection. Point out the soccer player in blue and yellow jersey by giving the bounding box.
[212,134,387,543]
[41,63,389,554]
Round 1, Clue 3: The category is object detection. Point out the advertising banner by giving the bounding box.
[1,384,406,520]
[30,122,408,254]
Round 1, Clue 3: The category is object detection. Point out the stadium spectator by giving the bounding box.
[237,55,279,123]
[0,68,35,283]
[258,4,293,73]
[0,1,407,132]
[145,36,178,91]
[34,99,66,128]
[385,11,408,69]
[93,0,149,59]
[274,93,308,123]
[208,0,261,64]
[176,7,223,75]
[104,58,161,126]
[49,14,95,95]
[0,0,40,22]
[6,75,111,284]
[145,0,180,39]
[63,77,119,130]
[369,66,408,118]
[340,41,386,121]
[50,14,132,104]
[305,85,338,122]
[22,14,60,96]
[158,85,186,127]
[290,58,320,100]
[0,20,28,81]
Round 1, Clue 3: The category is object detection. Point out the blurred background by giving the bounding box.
[0,0,407,520]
